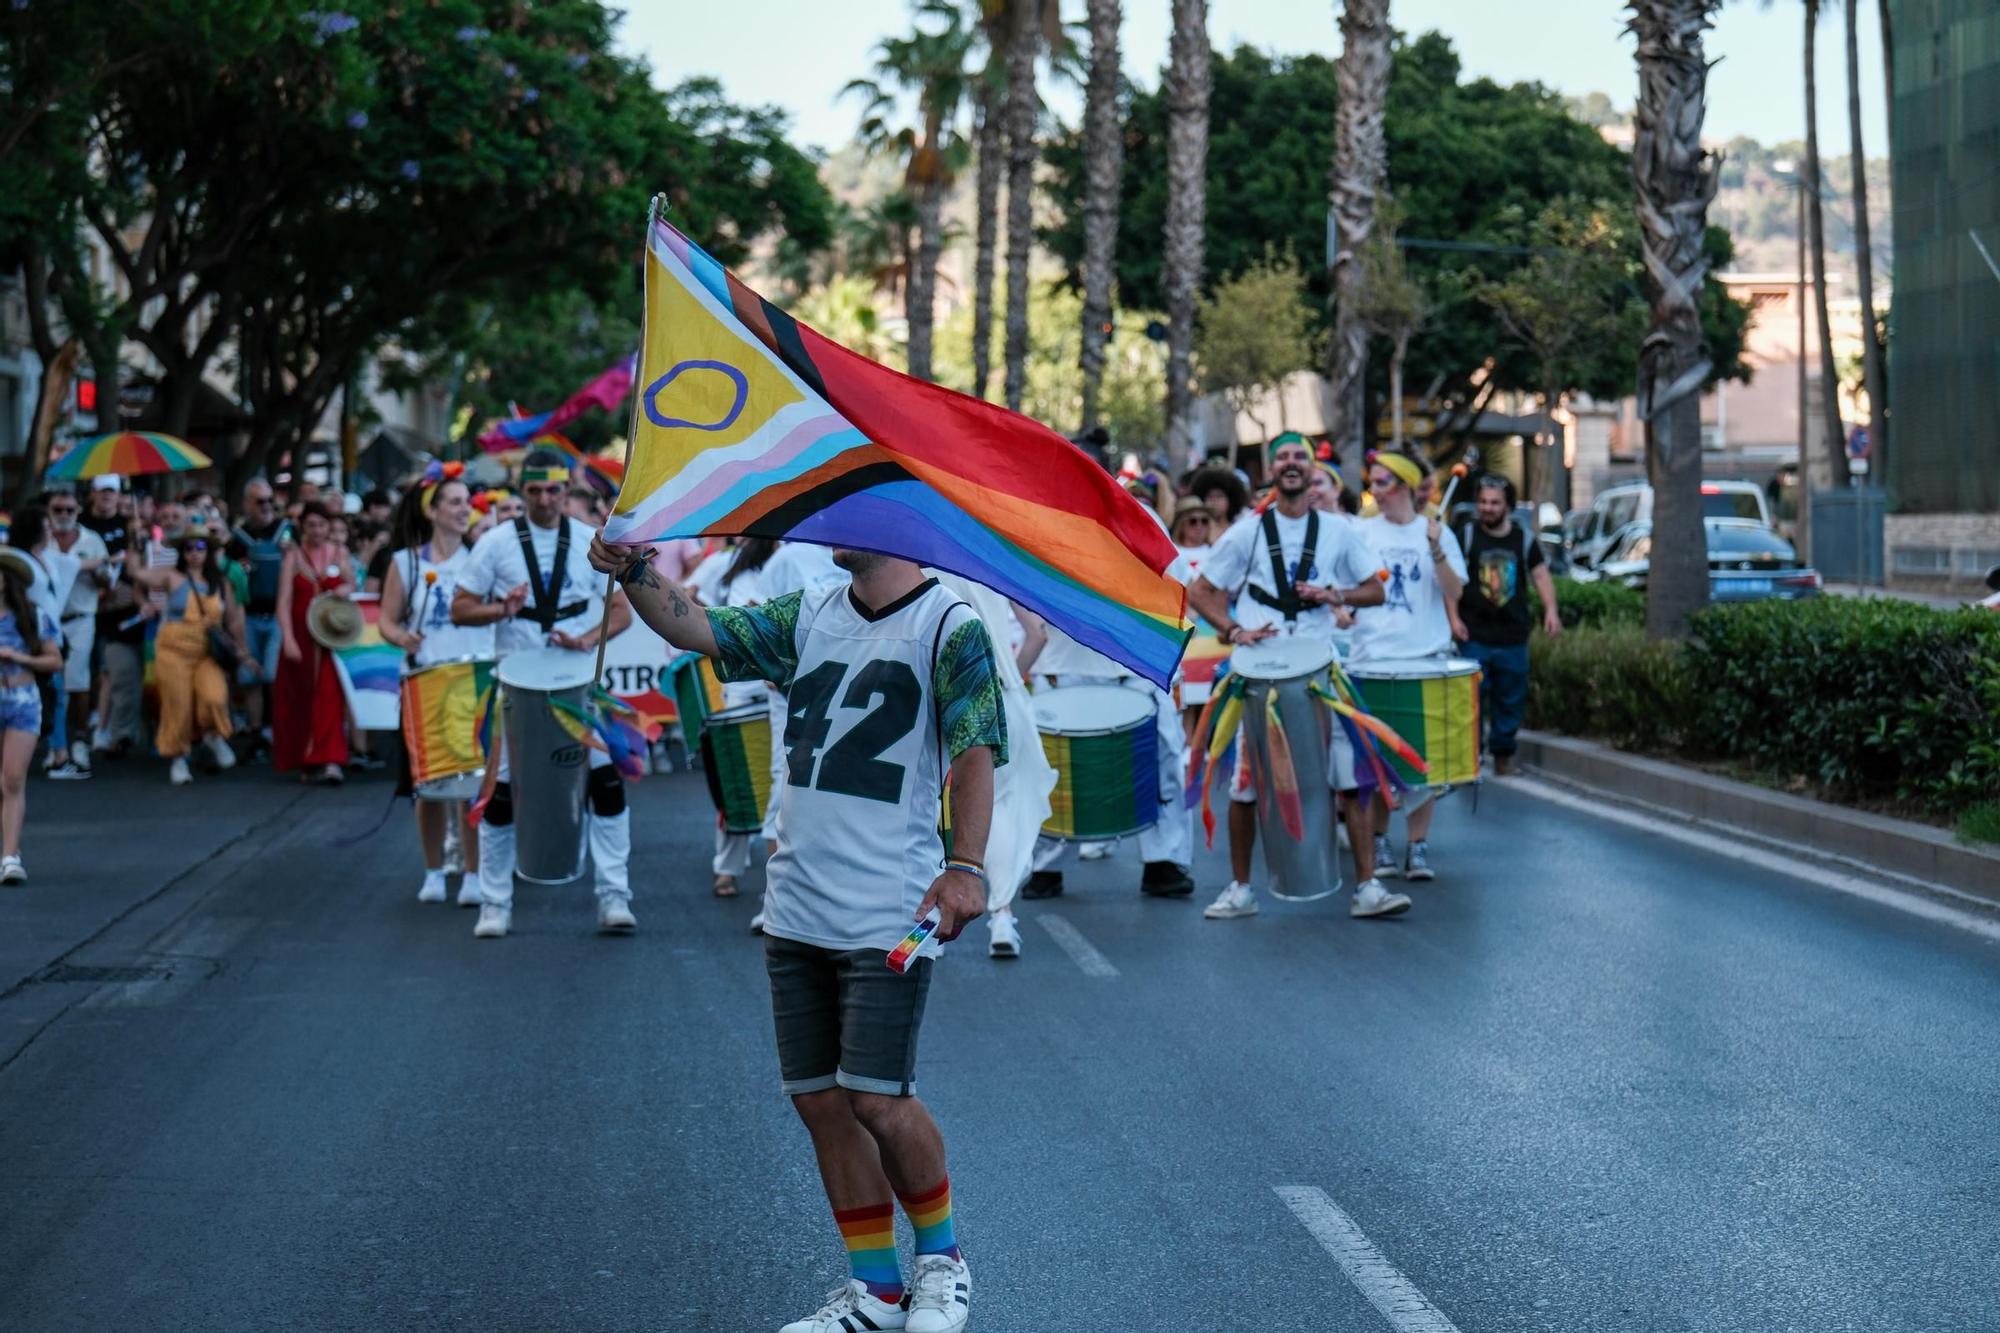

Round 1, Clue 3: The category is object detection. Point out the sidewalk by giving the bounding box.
[0,758,316,995]
[1516,729,2000,907]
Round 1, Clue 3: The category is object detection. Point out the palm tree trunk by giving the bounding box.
[1002,0,1041,413]
[972,77,1003,400]
[1162,0,1209,466]
[908,175,944,383]
[1877,0,1894,145]
[1389,330,1408,449]
[1843,0,1888,475]
[1629,0,1723,638]
[1328,0,1392,464]
[1079,0,1124,433]
[1803,1,1849,487]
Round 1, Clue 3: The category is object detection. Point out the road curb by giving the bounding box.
[1515,730,2000,907]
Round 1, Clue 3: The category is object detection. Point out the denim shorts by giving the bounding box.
[764,935,933,1098]
[245,614,282,681]
[0,683,42,735]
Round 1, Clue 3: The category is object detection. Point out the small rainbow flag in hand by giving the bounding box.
[603,213,1192,689]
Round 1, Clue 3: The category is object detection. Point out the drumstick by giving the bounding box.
[589,189,670,689]
[410,570,438,665]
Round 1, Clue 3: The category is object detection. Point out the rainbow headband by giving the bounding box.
[418,460,465,514]
[520,461,571,485]
[1370,451,1423,490]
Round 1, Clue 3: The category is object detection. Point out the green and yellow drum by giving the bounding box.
[1035,686,1160,840]
[1345,657,1483,788]
[703,701,775,834]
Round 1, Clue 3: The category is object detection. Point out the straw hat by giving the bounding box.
[305,594,364,649]
[0,547,34,586]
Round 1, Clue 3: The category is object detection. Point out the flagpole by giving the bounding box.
[591,192,667,688]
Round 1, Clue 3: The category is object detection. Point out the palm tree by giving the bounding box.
[1802,0,1848,485]
[1328,0,1392,463]
[844,10,976,383]
[1078,0,1124,433]
[1628,0,1723,637]
[1843,0,1888,473]
[968,1,1008,400]
[1162,0,1209,464]
[1001,0,1045,411]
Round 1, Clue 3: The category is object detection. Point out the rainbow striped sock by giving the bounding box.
[897,1176,961,1261]
[834,1202,903,1303]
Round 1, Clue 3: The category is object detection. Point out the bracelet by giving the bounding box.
[942,857,987,885]
[615,550,657,587]
[1429,544,1447,561]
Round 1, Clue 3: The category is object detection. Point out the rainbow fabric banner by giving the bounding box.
[330,597,403,731]
[401,660,496,787]
[603,216,1192,689]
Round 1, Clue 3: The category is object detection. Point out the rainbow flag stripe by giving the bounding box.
[331,600,403,731]
[401,660,495,787]
[604,217,1191,689]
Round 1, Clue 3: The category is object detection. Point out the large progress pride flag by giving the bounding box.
[602,217,1191,689]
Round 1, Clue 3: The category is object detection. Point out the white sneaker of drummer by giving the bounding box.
[1203,881,1259,919]
[417,868,448,904]
[1350,878,1411,918]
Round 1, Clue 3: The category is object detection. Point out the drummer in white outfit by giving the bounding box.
[689,539,781,897]
[380,468,494,906]
[451,450,635,939]
[1185,432,1409,920]
[1351,452,1468,885]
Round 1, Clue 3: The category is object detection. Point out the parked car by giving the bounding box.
[1587,518,1823,601]
[1569,480,1775,570]
[1981,565,2000,612]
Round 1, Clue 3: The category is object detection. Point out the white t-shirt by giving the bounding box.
[390,542,495,668]
[1350,514,1469,662]
[458,516,604,658]
[758,541,847,602]
[53,530,108,618]
[1199,505,1378,641]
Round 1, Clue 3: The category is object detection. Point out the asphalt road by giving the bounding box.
[2,751,1997,1333]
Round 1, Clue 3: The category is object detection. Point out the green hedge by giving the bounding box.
[1527,627,1696,751]
[1685,598,2000,810]
[1526,597,2000,815]
[1532,576,1645,630]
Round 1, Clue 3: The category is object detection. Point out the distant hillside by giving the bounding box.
[1564,94,1892,285]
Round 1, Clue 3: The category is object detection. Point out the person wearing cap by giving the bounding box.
[452,448,636,939]
[43,487,109,779]
[0,544,64,883]
[129,530,248,786]
[1186,431,1409,921]
[1353,451,1468,883]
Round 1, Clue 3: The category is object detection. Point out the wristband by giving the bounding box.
[615,550,657,587]
[942,857,987,885]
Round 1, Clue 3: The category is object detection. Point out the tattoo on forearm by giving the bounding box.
[665,583,690,618]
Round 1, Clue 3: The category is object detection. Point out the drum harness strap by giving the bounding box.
[1244,506,1319,624]
[513,517,587,632]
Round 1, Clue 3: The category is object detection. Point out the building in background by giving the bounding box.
[1884,0,2000,590]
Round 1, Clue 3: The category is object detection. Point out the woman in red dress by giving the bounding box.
[273,502,352,783]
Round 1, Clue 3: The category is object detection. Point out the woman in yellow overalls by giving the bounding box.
[134,532,250,786]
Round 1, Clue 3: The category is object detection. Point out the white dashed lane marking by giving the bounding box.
[1275,1186,1464,1333]
[1036,915,1119,978]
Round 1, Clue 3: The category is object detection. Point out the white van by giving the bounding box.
[1569,480,1773,570]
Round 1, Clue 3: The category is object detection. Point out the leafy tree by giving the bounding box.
[1350,200,1432,451]
[1195,252,1317,466]
[1476,200,1641,506]
[1042,33,1749,447]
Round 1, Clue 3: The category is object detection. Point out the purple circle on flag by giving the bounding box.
[644,360,749,431]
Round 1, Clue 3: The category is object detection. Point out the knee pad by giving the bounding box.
[588,766,626,817]
[484,782,514,827]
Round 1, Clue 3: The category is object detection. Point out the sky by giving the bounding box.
[622,1,1888,157]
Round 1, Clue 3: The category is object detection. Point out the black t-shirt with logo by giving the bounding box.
[80,510,143,646]
[1457,522,1545,646]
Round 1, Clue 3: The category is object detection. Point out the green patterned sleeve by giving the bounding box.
[706,590,804,690]
[933,615,1008,767]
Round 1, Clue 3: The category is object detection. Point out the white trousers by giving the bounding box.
[477,745,630,909]
[1031,673,1192,872]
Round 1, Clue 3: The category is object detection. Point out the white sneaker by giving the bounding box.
[417,870,448,904]
[779,1280,907,1333]
[597,898,637,933]
[0,855,24,885]
[748,908,766,934]
[1203,881,1259,919]
[1373,835,1399,878]
[988,911,1021,958]
[455,878,482,908]
[904,1255,970,1333]
[169,756,193,786]
[91,727,114,752]
[1079,840,1112,861]
[473,904,510,938]
[46,760,90,781]
[1350,878,1412,918]
[206,735,237,771]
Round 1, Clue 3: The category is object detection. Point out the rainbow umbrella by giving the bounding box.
[48,431,213,480]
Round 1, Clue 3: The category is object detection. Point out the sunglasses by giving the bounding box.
[49,506,79,515]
